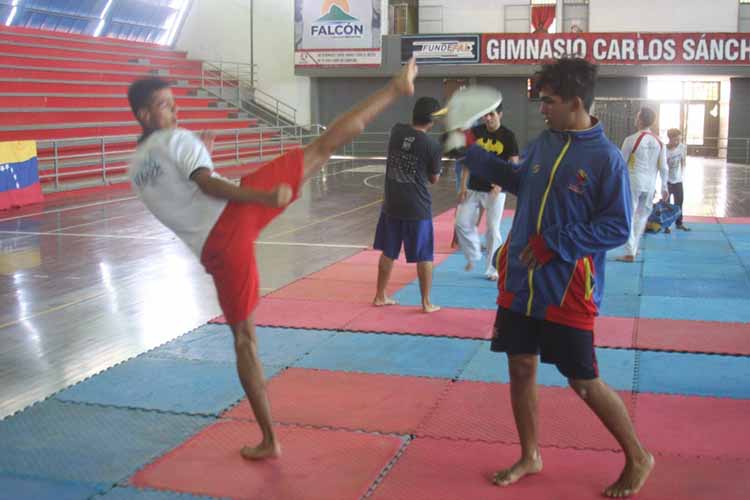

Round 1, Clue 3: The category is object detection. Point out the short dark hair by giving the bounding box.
[127,78,171,117]
[667,128,682,139]
[412,96,442,126]
[639,106,657,127]
[533,57,598,112]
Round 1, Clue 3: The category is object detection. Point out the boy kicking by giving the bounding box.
[128,58,419,460]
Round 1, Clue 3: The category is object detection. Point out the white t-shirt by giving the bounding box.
[621,130,668,194]
[666,143,687,184]
[129,128,228,257]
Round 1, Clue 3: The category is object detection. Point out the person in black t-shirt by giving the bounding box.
[373,97,444,313]
[455,102,519,280]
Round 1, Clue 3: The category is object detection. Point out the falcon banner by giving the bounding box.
[0,140,43,211]
[482,33,750,65]
[295,0,382,67]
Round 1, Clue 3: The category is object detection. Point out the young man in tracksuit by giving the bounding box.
[444,58,653,498]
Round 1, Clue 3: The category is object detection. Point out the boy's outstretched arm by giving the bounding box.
[302,57,418,180]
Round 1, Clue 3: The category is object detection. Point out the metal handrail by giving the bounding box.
[37,125,320,191]
[200,60,297,126]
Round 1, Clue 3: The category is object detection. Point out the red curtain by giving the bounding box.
[531,5,556,33]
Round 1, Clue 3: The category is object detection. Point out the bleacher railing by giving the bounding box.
[38,125,319,191]
[200,60,297,126]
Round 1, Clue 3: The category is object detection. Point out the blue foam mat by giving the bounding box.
[55,357,282,415]
[639,351,750,398]
[598,294,641,317]
[640,276,750,298]
[642,260,746,279]
[97,486,219,499]
[0,400,211,483]
[394,282,498,309]
[294,331,482,378]
[720,223,750,233]
[459,345,635,390]
[146,323,336,367]
[638,295,750,323]
[0,473,103,500]
[641,239,734,253]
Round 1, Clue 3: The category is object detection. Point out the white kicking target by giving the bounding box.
[433,86,503,131]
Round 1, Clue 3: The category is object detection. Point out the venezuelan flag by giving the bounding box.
[0,140,43,210]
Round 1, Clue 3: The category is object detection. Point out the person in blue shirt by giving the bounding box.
[444,58,653,498]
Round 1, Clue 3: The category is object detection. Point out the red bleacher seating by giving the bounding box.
[0,25,294,192]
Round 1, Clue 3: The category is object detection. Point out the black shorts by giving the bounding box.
[491,307,599,380]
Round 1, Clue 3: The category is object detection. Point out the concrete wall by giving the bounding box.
[728,78,750,163]
[416,0,740,34]
[177,0,311,125]
[418,0,531,34]
[590,0,739,33]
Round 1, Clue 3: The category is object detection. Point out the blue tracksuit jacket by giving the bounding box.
[464,120,632,330]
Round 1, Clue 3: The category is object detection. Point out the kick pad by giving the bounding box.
[223,368,451,434]
[370,437,750,500]
[130,420,402,500]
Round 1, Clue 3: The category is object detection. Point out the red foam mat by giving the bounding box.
[720,217,750,224]
[636,318,750,355]
[265,278,398,303]
[635,392,750,460]
[211,298,371,327]
[595,316,636,348]
[223,368,451,434]
[339,249,452,267]
[131,420,402,500]
[371,438,750,500]
[417,381,632,451]
[306,262,417,285]
[345,305,496,339]
[682,215,719,223]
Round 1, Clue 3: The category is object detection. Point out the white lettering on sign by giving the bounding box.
[482,33,750,65]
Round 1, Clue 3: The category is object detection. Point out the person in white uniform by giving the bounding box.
[665,128,689,232]
[455,102,519,279]
[617,107,668,262]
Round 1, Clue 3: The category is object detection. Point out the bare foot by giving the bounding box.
[240,441,281,461]
[492,454,543,487]
[422,303,441,313]
[616,255,635,263]
[603,452,655,498]
[465,261,474,272]
[373,296,398,307]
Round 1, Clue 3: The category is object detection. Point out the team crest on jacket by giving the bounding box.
[531,164,541,174]
[568,168,588,194]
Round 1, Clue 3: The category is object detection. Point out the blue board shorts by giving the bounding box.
[373,211,434,263]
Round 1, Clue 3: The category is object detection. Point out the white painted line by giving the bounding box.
[0,230,171,241]
[0,195,138,223]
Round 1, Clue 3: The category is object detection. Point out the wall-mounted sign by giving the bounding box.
[481,33,750,65]
[401,35,480,64]
[295,0,382,68]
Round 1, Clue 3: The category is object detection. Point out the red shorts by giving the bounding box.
[200,148,305,324]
